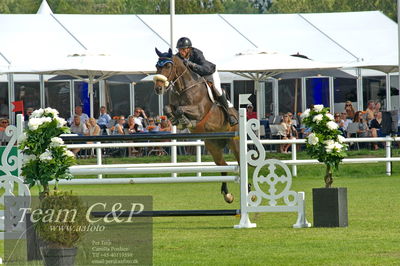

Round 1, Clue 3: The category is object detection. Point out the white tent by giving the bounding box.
[5,52,155,117]
[219,50,342,119]
[0,11,397,69]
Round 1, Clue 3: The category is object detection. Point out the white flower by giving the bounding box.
[327,121,339,130]
[313,114,323,123]
[307,133,319,145]
[325,113,334,121]
[313,105,324,112]
[28,118,43,130]
[300,109,310,119]
[325,141,343,153]
[18,132,27,143]
[65,149,75,158]
[337,135,346,143]
[55,117,67,128]
[22,154,36,165]
[50,137,64,147]
[39,150,53,161]
[31,109,44,118]
[44,107,59,118]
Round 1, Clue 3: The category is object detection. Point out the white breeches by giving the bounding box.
[205,71,223,96]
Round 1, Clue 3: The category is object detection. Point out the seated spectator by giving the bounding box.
[69,115,88,154]
[86,118,100,136]
[147,117,160,132]
[370,112,382,150]
[334,113,345,136]
[97,106,111,134]
[246,105,257,120]
[125,115,137,134]
[344,101,355,120]
[68,105,89,125]
[374,101,381,114]
[133,107,148,132]
[279,114,296,153]
[113,116,126,135]
[0,118,9,132]
[159,116,172,132]
[353,111,370,137]
[340,112,352,131]
[365,100,375,125]
[70,115,88,136]
[24,107,33,121]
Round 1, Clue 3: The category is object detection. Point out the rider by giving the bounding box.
[175,37,238,126]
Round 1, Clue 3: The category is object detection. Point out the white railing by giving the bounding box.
[66,136,400,178]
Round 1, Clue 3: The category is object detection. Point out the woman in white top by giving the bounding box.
[86,118,100,136]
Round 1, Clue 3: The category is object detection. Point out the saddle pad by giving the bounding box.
[205,81,216,104]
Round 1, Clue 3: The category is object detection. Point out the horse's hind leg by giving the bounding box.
[228,135,253,194]
[205,140,234,204]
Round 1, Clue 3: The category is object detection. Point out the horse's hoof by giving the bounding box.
[223,193,234,204]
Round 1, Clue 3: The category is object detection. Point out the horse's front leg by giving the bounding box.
[173,105,202,129]
[164,105,179,125]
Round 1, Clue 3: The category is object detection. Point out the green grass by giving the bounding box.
[3,149,400,265]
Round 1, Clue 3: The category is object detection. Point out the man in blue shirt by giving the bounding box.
[97,106,111,134]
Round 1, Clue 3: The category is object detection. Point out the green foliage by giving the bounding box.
[301,105,348,177]
[34,190,89,248]
[18,108,76,193]
[269,0,397,21]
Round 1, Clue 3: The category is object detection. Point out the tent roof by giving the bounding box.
[0,11,397,74]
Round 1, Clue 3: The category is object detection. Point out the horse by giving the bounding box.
[153,48,239,203]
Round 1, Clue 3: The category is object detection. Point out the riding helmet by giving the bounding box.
[176,37,192,49]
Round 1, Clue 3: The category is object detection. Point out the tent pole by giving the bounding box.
[397,0,400,112]
[170,0,175,50]
[386,73,391,110]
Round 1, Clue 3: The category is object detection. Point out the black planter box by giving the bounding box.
[312,187,348,227]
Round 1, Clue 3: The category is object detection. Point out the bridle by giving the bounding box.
[156,56,205,95]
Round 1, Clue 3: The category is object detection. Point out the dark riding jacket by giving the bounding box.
[176,47,216,77]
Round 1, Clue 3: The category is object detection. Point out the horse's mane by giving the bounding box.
[172,55,202,82]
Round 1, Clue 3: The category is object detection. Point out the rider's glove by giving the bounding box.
[183,59,195,69]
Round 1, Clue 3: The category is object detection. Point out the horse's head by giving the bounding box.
[153,47,187,95]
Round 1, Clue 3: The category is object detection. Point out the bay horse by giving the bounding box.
[153,48,239,203]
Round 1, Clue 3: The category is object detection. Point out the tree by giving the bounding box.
[268,0,397,22]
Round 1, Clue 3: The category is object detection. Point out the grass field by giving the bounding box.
[3,149,400,265]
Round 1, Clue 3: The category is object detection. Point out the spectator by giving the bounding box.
[370,112,382,150]
[340,112,352,131]
[147,117,160,132]
[113,116,126,135]
[69,115,88,154]
[374,101,381,114]
[24,107,33,121]
[70,115,88,136]
[159,116,172,132]
[126,115,137,134]
[97,106,111,134]
[344,101,355,120]
[133,107,148,132]
[246,104,257,120]
[279,114,296,153]
[68,106,89,125]
[0,118,9,132]
[365,100,375,123]
[334,113,345,136]
[86,117,100,136]
[352,111,370,137]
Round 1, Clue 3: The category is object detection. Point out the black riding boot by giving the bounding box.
[217,94,238,126]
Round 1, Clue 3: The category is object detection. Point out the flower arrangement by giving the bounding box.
[301,104,348,188]
[18,108,76,198]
